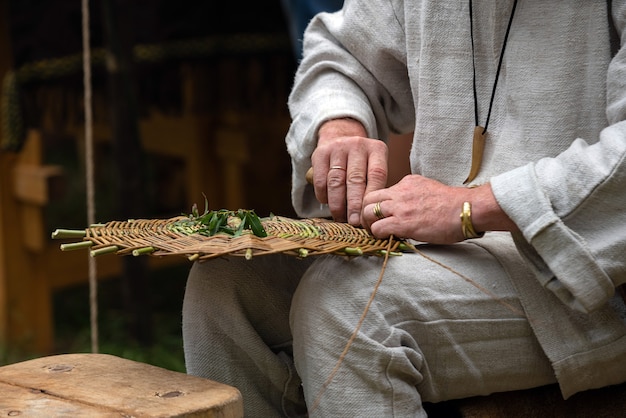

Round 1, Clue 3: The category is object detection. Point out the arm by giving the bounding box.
[286,0,415,219]
[489,1,626,313]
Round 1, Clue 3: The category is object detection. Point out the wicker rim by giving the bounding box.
[74,215,413,260]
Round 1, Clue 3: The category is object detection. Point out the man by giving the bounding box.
[183,1,626,416]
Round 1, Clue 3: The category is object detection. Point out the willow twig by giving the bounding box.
[52,229,87,239]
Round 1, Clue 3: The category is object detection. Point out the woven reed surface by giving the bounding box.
[83,216,411,259]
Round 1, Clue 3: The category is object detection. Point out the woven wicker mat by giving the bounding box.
[54,215,414,261]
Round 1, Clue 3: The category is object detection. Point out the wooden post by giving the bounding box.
[101,0,152,345]
[0,0,13,350]
[0,0,54,355]
[0,131,62,355]
[0,5,65,355]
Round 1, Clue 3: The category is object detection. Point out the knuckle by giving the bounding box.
[347,193,362,204]
[346,170,366,185]
[374,140,388,151]
[346,198,362,213]
[313,177,326,189]
[312,177,328,201]
[367,166,388,183]
[327,176,345,188]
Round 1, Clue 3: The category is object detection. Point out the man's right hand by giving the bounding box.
[310,118,388,225]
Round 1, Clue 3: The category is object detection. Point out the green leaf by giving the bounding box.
[170,207,267,238]
[246,211,267,237]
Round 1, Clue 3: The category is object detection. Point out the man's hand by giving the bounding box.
[311,118,388,225]
[361,175,518,244]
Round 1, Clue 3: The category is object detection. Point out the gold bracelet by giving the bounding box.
[460,201,485,240]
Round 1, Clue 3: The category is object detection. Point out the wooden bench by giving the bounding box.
[0,353,243,417]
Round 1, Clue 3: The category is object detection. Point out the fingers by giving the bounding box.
[309,153,347,217]
[361,175,479,244]
[310,136,388,225]
[361,197,392,233]
[326,164,349,222]
[345,151,387,225]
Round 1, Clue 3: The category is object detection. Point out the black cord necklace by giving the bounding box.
[465,0,518,184]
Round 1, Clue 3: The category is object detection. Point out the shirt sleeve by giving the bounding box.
[285,0,415,217]
[491,1,626,313]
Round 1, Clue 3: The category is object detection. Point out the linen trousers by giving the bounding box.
[182,233,556,417]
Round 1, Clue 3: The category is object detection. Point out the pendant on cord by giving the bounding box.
[465,0,518,184]
[464,126,486,184]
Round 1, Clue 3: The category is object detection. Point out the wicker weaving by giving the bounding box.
[52,209,414,261]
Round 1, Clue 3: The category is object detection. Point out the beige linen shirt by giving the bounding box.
[286,0,626,397]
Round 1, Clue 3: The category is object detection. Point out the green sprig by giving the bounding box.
[171,198,267,238]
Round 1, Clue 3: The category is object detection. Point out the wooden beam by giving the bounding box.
[13,164,65,206]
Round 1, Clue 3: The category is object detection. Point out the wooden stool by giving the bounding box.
[0,353,243,417]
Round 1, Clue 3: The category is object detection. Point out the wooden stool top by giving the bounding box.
[0,353,243,417]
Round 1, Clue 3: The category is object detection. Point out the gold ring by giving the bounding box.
[330,165,346,171]
[373,201,385,220]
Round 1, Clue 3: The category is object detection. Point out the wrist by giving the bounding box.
[318,118,367,143]
[460,201,484,239]
[462,184,518,234]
